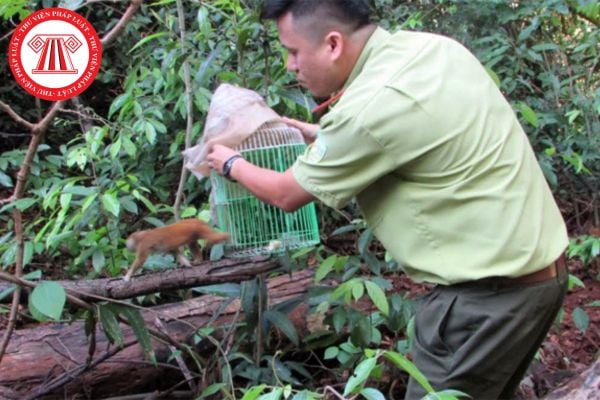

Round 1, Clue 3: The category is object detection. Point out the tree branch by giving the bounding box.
[0,210,24,364]
[0,100,34,130]
[0,100,65,206]
[100,0,143,47]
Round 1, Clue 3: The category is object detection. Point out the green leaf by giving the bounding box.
[59,192,72,209]
[181,206,197,218]
[333,307,346,332]
[120,306,155,362]
[144,121,157,144]
[62,185,95,196]
[149,0,175,6]
[365,280,389,316]
[423,389,471,399]
[358,228,374,255]
[0,270,41,302]
[109,137,122,159]
[264,310,299,346]
[241,385,267,400]
[572,307,589,333]
[257,388,283,400]
[28,296,49,322]
[101,193,120,217]
[485,67,501,87]
[343,356,377,396]
[241,279,259,325]
[361,387,386,400]
[120,197,139,215]
[92,250,106,273]
[199,383,224,399]
[532,43,559,52]
[122,135,137,157]
[330,224,359,236]
[332,279,359,303]
[98,304,124,346]
[291,390,318,400]
[324,346,339,360]
[84,309,96,338]
[129,32,170,54]
[565,109,581,124]
[384,351,434,393]
[108,93,132,119]
[567,274,585,290]
[292,246,314,259]
[517,17,539,42]
[14,197,37,211]
[517,102,539,128]
[340,341,361,354]
[352,279,365,301]
[30,282,66,321]
[23,240,34,266]
[351,316,371,348]
[193,283,241,297]
[0,171,13,187]
[315,255,336,283]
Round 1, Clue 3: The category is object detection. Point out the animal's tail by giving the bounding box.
[206,232,230,244]
[125,236,137,251]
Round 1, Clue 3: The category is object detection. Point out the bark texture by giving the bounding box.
[0,268,315,398]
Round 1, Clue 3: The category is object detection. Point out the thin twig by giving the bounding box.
[44,337,79,365]
[0,272,92,310]
[23,340,138,400]
[0,132,30,137]
[154,317,198,394]
[323,385,349,400]
[0,100,65,207]
[173,0,194,220]
[0,209,24,363]
[0,100,35,130]
[102,359,195,372]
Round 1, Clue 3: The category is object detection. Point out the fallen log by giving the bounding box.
[0,269,316,399]
[542,358,600,400]
[0,256,280,302]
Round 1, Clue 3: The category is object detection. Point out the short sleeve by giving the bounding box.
[292,113,396,209]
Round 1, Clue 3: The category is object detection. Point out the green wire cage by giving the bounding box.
[210,122,320,257]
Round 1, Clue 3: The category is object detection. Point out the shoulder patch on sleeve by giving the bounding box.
[306,141,327,163]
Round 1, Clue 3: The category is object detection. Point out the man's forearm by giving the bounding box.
[228,159,313,212]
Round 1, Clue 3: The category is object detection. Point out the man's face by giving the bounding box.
[277,12,338,98]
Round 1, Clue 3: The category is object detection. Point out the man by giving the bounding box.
[207,1,569,398]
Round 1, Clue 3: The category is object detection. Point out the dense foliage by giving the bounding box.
[1,0,598,398]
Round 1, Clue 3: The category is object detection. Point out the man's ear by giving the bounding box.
[324,31,344,60]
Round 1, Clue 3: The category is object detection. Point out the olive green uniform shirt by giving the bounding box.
[292,27,568,285]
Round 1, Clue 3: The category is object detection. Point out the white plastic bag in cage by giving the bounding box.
[182,83,281,180]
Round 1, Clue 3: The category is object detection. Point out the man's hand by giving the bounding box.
[207,144,241,176]
[282,117,319,144]
[207,142,314,211]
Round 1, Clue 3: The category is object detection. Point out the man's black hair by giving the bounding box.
[261,0,371,30]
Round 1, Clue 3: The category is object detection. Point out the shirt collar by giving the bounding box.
[343,26,390,90]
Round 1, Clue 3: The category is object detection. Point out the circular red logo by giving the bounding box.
[8,8,102,101]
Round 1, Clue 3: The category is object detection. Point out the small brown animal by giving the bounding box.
[124,219,230,281]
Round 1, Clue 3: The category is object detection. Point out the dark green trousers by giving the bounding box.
[405,269,567,400]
